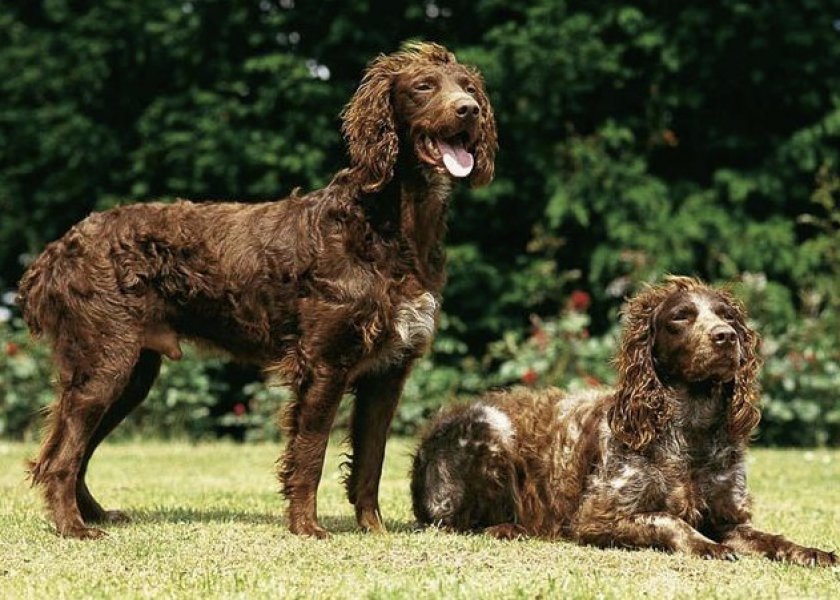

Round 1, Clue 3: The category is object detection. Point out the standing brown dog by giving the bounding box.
[18,42,496,539]
[411,277,836,566]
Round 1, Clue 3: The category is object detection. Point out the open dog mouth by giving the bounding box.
[416,133,475,178]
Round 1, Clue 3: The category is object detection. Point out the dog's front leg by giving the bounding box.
[573,512,739,560]
[280,364,348,539]
[346,360,414,533]
[720,524,837,567]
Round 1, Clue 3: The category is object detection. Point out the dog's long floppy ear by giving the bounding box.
[608,284,673,451]
[340,55,399,194]
[466,67,497,188]
[721,290,762,443]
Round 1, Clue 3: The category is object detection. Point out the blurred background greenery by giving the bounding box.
[1,0,838,445]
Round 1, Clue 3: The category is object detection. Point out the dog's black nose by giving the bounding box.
[711,325,737,346]
[454,97,480,119]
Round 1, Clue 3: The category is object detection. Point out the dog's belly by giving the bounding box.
[155,285,439,372]
[160,290,300,363]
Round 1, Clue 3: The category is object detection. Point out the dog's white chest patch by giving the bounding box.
[394,292,438,352]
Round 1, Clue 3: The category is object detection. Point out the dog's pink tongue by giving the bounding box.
[437,139,474,178]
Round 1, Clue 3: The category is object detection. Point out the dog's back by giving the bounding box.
[16,198,316,349]
[410,388,607,535]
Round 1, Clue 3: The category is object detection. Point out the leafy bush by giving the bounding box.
[484,293,616,392]
[0,319,54,439]
[1,1,839,444]
[759,317,840,446]
[747,169,840,445]
[216,379,290,443]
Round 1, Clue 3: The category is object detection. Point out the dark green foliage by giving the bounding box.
[1,1,838,444]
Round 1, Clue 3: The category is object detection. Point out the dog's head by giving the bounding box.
[341,42,497,193]
[608,276,761,450]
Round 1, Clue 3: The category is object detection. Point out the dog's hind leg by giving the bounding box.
[279,363,348,539]
[345,362,412,533]
[29,337,141,539]
[76,349,162,524]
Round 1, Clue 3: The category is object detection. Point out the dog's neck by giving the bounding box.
[665,380,729,433]
[359,158,452,291]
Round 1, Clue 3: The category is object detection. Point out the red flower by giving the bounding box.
[584,375,601,388]
[661,129,679,147]
[569,290,591,312]
[233,402,247,416]
[5,342,19,357]
[521,369,538,385]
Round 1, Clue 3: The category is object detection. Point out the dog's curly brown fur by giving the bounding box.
[411,276,837,566]
[17,42,496,539]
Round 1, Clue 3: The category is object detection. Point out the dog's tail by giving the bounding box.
[16,227,89,338]
[17,249,53,337]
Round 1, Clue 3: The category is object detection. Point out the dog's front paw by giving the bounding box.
[784,546,838,568]
[356,506,386,534]
[693,540,739,562]
[58,524,108,540]
[289,519,330,540]
[484,523,527,540]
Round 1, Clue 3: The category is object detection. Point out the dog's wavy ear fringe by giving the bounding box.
[466,66,497,188]
[608,295,670,451]
[721,290,762,443]
[340,55,399,194]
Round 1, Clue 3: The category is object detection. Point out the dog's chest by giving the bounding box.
[393,291,438,352]
[362,291,439,372]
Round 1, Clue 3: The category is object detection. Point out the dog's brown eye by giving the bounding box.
[465,84,477,95]
[414,81,434,92]
[671,310,692,322]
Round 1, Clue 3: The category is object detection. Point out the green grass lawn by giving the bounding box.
[1,439,838,599]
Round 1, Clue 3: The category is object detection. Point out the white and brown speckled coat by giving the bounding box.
[411,277,837,567]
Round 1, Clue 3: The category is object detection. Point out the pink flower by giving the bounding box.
[233,402,247,416]
[521,369,538,385]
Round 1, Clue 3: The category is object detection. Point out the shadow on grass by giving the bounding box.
[132,507,415,534]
